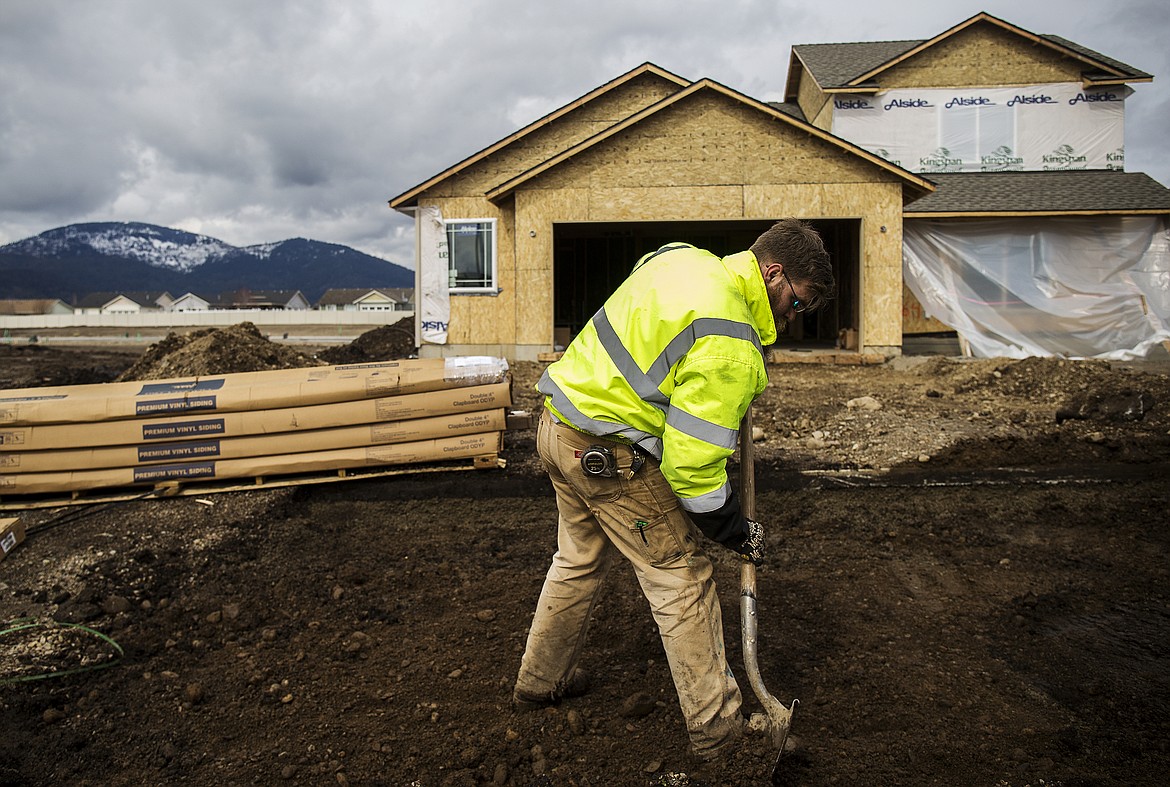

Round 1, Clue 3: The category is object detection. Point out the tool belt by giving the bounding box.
[544,407,649,480]
[579,443,646,478]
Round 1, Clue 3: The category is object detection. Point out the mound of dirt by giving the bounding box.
[315,317,416,365]
[113,323,321,382]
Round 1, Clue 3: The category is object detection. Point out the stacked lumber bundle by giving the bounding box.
[0,357,511,499]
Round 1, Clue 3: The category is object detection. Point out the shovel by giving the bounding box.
[739,408,797,780]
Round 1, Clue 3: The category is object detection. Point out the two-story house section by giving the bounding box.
[789,14,1145,175]
[784,12,1170,359]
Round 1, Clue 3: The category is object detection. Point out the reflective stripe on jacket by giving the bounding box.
[538,243,776,529]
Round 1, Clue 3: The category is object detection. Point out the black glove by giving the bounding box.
[729,519,765,565]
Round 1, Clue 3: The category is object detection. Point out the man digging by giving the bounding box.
[512,219,835,771]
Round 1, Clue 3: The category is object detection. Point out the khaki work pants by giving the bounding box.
[515,408,744,754]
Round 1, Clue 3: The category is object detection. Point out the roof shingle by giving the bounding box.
[905,171,1170,214]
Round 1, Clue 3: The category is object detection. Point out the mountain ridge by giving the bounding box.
[0,221,412,303]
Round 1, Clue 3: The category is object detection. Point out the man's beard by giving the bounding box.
[768,288,789,335]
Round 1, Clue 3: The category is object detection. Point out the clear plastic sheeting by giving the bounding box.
[903,217,1170,360]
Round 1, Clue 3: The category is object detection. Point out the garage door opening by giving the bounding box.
[551,219,859,350]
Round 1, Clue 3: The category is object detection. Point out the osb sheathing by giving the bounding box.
[515,189,590,347]
[430,73,683,199]
[531,93,885,193]
[903,284,952,334]
[878,23,1088,89]
[862,218,905,348]
[503,90,908,350]
[797,68,832,130]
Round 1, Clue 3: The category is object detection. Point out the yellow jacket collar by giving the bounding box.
[723,250,777,346]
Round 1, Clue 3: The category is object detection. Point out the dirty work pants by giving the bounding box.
[515,408,743,754]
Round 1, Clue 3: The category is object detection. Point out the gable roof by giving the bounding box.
[74,291,169,309]
[786,40,922,96]
[390,63,691,210]
[904,171,1170,217]
[484,76,934,203]
[354,287,412,303]
[317,287,413,306]
[172,292,211,304]
[785,12,1153,99]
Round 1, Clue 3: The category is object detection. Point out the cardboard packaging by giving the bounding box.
[0,357,510,426]
[836,328,859,351]
[0,432,503,496]
[1,381,511,452]
[1,517,25,563]
[2,409,507,473]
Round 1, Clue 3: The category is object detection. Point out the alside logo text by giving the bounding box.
[841,88,1123,113]
[1006,93,1057,107]
[945,96,995,109]
[884,97,932,111]
[1069,90,1122,105]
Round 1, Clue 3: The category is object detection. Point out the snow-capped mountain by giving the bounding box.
[7,222,238,273]
[0,222,412,302]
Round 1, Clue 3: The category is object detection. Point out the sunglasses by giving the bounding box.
[782,271,809,313]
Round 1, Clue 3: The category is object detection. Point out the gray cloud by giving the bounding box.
[1,0,1166,267]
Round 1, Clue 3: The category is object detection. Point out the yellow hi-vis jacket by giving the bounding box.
[538,243,777,545]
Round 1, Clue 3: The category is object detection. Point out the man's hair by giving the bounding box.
[750,218,835,311]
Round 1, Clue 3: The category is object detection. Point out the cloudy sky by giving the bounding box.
[2,0,1166,268]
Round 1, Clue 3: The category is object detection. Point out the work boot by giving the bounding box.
[688,713,747,762]
[512,669,592,711]
[686,716,775,785]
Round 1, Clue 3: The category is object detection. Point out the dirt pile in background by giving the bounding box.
[315,316,416,365]
[0,319,419,392]
[113,322,321,381]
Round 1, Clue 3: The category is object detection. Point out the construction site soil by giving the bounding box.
[1,322,1168,787]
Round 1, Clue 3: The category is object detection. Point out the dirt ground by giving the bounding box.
[1,325,1169,786]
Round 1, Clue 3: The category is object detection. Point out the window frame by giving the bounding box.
[443,218,498,294]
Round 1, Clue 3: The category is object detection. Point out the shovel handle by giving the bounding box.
[739,409,795,751]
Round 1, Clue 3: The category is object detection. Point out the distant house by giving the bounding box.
[74,291,172,315]
[0,298,73,316]
[316,288,414,312]
[119,291,174,311]
[170,292,212,312]
[216,289,310,310]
